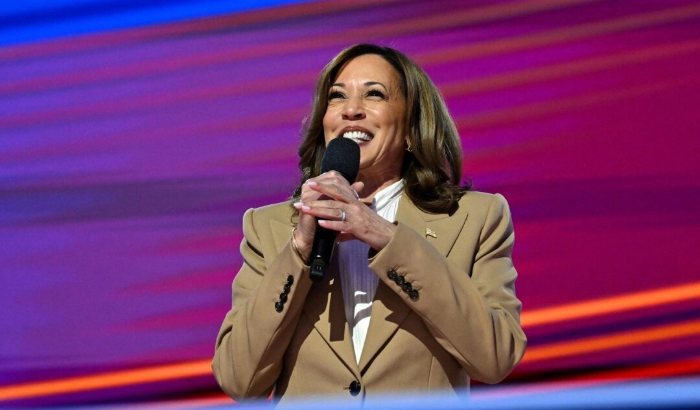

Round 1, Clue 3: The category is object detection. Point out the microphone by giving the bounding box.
[309,137,360,282]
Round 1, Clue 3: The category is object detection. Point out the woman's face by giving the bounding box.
[323,54,407,183]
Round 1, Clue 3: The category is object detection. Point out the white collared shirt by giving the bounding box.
[337,179,404,364]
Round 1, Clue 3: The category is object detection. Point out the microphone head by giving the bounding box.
[320,137,360,183]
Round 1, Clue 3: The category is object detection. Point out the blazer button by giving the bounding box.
[387,269,398,281]
[274,301,284,312]
[279,292,288,303]
[395,275,405,285]
[401,282,412,293]
[408,289,419,300]
[286,275,294,285]
[283,283,292,293]
[348,380,361,396]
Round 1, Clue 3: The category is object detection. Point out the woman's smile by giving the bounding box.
[323,54,407,187]
[339,126,374,145]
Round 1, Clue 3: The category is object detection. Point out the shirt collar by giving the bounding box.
[371,179,404,213]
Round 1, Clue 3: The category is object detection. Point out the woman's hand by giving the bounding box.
[293,171,397,252]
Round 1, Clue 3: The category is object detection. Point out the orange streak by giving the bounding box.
[566,357,700,383]
[479,357,700,400]
[2,283,699,402]
[0,360,212,402]
[522,282,700,327]
[521,319,700,364]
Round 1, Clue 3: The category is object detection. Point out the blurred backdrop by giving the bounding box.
[1,0,699,407]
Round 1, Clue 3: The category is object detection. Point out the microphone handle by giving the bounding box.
[309,223,338,282]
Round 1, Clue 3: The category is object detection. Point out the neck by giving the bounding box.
[357,172,402,203]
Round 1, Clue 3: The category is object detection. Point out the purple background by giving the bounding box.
[1,0,699,406]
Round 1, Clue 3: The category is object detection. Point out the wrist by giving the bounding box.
[291,227,310,265]
[371,220,398,252]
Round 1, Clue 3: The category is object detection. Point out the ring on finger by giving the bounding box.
[341,209,346,222]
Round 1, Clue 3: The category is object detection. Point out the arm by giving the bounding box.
[369,194,526,383]
[212,207,313,399]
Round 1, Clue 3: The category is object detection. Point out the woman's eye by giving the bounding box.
[367,90,385,98]
[328,91,344,100]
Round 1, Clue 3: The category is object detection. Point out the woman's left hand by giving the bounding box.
[294,171,397,251]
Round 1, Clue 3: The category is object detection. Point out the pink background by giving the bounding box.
[1,0,698,406]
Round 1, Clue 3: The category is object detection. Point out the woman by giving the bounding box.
[212,44,526,404]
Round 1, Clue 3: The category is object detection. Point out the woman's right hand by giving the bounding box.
[293,172,364,259]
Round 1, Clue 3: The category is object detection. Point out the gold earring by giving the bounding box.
[406,140,413,152]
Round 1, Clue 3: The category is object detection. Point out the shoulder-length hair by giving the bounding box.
[293,43,470,215]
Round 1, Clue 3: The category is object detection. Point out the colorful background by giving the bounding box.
[1,0,699,407]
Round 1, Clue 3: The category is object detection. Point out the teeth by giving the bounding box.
[342,131,372,143]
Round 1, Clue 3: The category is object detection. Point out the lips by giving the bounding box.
[339,127,373,145]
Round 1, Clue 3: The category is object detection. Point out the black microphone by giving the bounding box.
[309,138,360,282]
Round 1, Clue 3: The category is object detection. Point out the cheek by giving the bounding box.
[322,114,334,143]
[386,115,406,145]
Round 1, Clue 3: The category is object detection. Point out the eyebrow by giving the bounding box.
[331,81,389,92]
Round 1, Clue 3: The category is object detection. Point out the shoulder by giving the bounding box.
[239,200,295,255]
[457,191,514,238]
[400,190,510,221]
[245,200,296,224]
[241,201,296,241]
[457,190,510,217]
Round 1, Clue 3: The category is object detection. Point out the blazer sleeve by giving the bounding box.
[212,207,313,399]
[369,193,527,383]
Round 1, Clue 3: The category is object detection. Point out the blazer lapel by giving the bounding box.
[271,219,359,376]
[358,281,410,372]
[395,194,470,258]
[302,256,360,376]
[358,195,469,372]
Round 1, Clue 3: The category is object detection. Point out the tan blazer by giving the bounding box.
[212,191,526,405]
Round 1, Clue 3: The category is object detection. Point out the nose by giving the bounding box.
[341,96,365,120]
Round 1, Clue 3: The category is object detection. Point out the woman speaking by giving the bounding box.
[212,44,526,404]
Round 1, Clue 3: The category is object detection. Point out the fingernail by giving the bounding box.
[302,205,311,211]
[293,202,303,208]
[307,181,318,187]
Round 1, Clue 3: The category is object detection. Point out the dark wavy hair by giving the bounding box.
[293,43,470,215]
